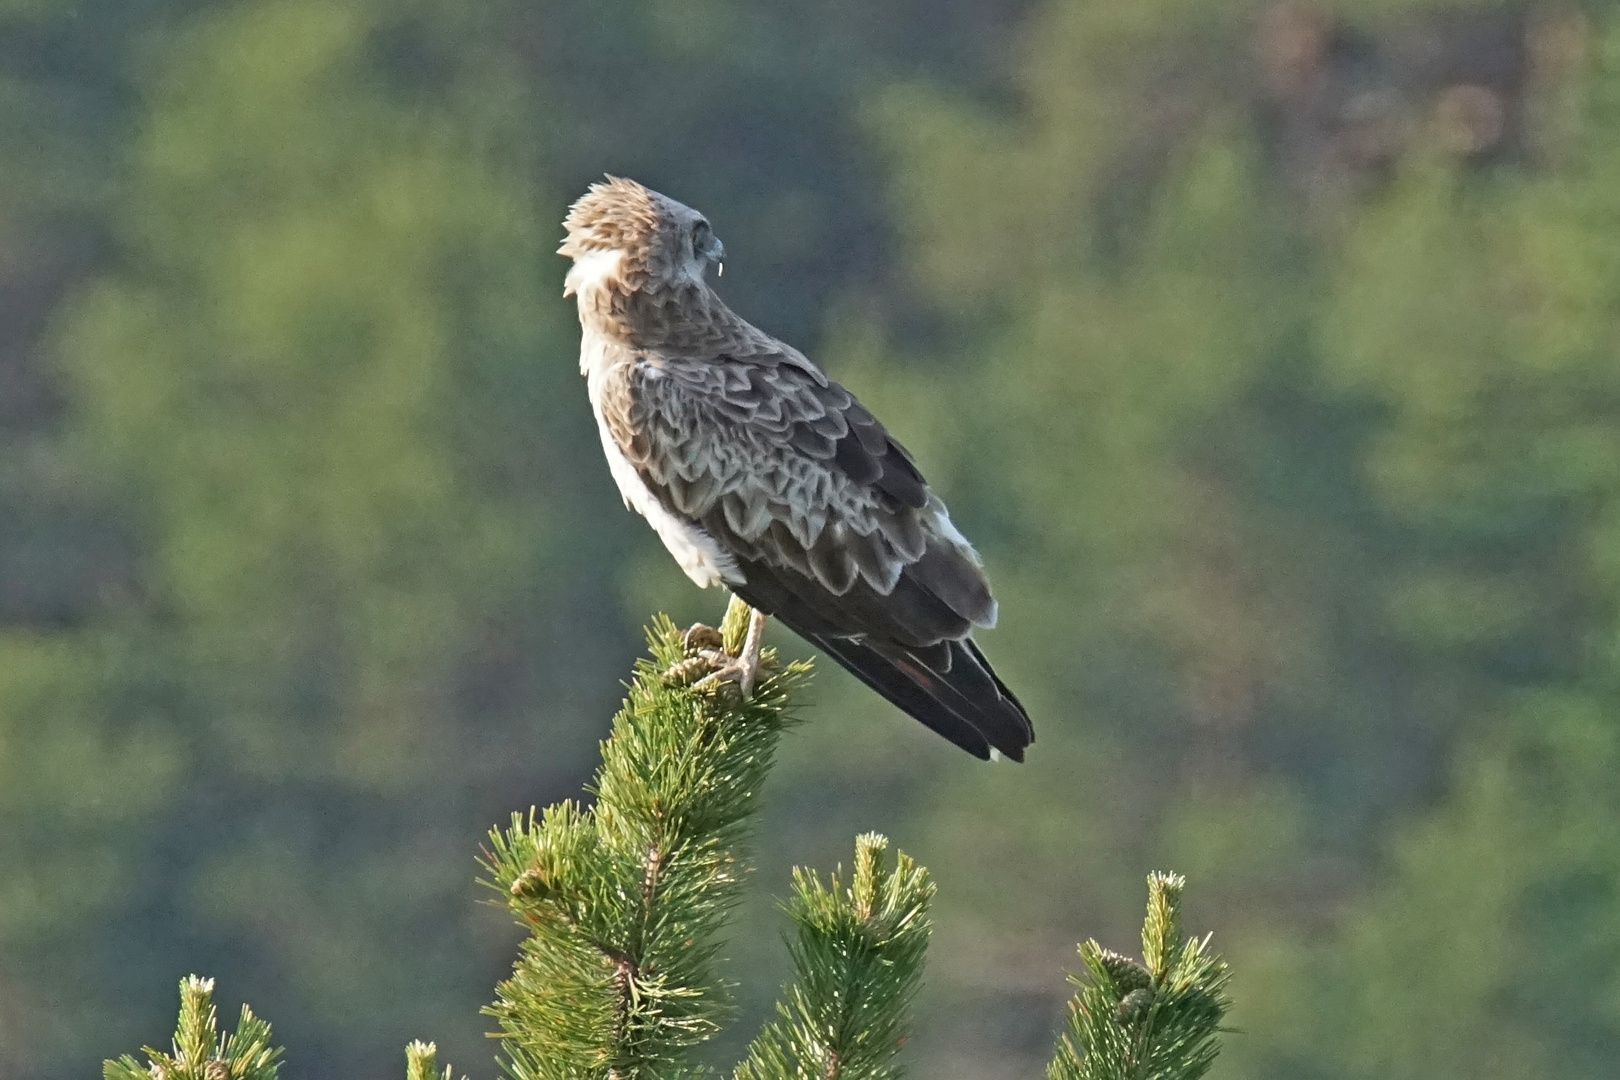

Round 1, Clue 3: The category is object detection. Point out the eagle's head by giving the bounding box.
[559,176,725,299]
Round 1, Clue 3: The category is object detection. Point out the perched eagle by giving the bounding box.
[559,176,1032,761]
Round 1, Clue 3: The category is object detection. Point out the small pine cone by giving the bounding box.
[1096,949,1153,994]
[204,1061,231,1080]
[662,655,718,686]
[1116,987,1155,1025]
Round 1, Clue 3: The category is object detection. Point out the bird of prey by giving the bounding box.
[559,177,1032,761]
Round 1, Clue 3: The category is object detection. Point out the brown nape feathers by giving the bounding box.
[559,176,713,293]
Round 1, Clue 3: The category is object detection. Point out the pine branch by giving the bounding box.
[734,833,934,1080]
[1048,872,1231,1080]
[482,597,810,1080]
[103,976,282,1080]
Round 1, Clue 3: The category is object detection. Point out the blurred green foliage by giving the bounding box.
[2,0,1619,1078]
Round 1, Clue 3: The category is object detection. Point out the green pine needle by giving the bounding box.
[482,608,811,1080]
[1048,873,1231,1080]
[104,976,283,1080]
[735,833,935,1080]
[1140,872,1182,979]
[719,595,754,655]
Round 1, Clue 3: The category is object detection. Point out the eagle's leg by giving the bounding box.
[693,606,770,699]
[736,607,768,698]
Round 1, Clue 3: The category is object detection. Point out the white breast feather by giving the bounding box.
[578,324,742,590]
[564,248,625,298]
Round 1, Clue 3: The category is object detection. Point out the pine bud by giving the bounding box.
[204,1060,231,1080]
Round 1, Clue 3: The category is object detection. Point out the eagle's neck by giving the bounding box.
[567,248,742,355]
[564,248,631,333]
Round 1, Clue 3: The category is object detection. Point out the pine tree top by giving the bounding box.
[106,603,1231,1080]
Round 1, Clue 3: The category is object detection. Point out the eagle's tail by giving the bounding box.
[800,630,1033,762]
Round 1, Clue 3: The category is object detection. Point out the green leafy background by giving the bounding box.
[2,1,1618,1077]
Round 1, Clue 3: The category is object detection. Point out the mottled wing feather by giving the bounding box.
[606,353,945,598]
[603,345,1032,759]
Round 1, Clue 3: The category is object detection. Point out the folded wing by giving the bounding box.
[603,347,1033,761]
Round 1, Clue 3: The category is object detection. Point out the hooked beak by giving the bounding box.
[705,237,726,279]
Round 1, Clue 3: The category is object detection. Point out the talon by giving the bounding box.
[682,623,723,653]
[694,609,770,699]
[672,609,771,700]
[692,660,746,694]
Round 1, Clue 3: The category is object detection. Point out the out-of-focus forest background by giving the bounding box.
[2,0,1618,1077]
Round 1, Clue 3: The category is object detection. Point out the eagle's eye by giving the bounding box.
[691,220,711,253]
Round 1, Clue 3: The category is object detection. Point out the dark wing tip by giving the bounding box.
[898,640,1033,761]
[807,632,993,759]
[804,630,1032,762]
[725,552,1030,761]
[962,639,1034,748]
